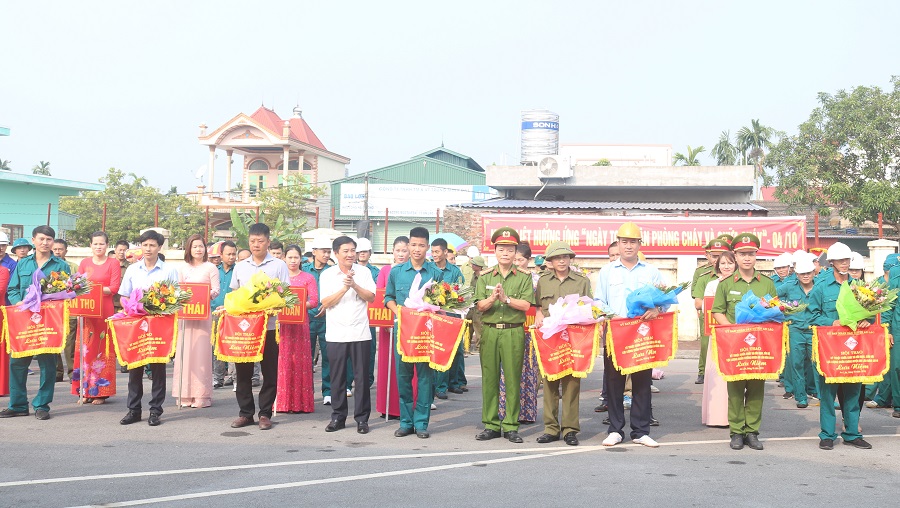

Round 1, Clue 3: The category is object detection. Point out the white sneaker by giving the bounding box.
[602,433,623,446]
[650,385,660,393]
[633,435,659,448]
[347,389,353,397]
[323,396,332,406]
[430,403,437,410]
[864,400,878,408]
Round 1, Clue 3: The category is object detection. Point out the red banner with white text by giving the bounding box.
[214,312,269,363]
[531,323,600,381]
[812,325,890,384]
[1,301,70,358]
[368,288,393,327]
[108,314,178,369]
[712,322,788,381]
[606,312,678,374]
[396,307,467,372]
[481,214,806,257]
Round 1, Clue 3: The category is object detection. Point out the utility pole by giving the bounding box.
[363,173,370,222]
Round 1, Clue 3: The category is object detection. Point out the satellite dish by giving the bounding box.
[195,165,207,179]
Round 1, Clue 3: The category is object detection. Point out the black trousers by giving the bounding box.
[605,353,652,439]
[127,363,167,415]
[235,330,279,419]
[327,340,372,423]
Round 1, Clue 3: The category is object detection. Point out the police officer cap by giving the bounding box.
[491,227,520,246]
[731,233,760,252]
[544,241,575,260]
[717,233,735,243]
[708,239,731,253]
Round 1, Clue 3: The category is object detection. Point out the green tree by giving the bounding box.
[768,77,900,237]
[32,160,51,175]
[737,119,776,187]
[710,130,738,166]
[227,174,322,248]
[0,160,10,171]
[673,145,705,166]
[592,158,612,166]
[60,168,205,246]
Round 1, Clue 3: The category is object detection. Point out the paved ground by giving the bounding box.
[2,354,899,507]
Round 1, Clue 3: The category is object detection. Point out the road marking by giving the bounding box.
[64,447,593,507]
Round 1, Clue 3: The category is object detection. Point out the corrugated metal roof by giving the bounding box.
[459,198,767,212]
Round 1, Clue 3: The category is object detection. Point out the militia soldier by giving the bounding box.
[534,241,592,446]
[711,233,776,451]
[474,227,535,444]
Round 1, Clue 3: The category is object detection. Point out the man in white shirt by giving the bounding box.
[319,236,377,434]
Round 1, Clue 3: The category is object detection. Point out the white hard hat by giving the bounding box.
[794,256,816,274]
[356,237,372,252]
[466,246,480,258]
[826,242,853,261]
[849,252,864,270]
[773,253,793,268]
[793,250,808,262]
[311,237,332,250]
[0,231,8,245]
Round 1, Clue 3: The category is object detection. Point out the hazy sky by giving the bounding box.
[2,1,898,193]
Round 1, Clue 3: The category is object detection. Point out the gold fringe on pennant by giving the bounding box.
[108,315,179,370]
[212,313,268,363]
[2,305,12,355]
[812,324,890,384]
[2,302,70,358]
[429,319,470,372]
[532,323,601,382]
[605,312,678,376]
[712,322,788,382]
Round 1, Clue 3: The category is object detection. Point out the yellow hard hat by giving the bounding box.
[617,221,642,239]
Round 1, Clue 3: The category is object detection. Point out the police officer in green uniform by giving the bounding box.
[533,240,592,446]
[712,233,776,451]
[808,242,873,450]
[693,238,730,384]
[474,227,535,444]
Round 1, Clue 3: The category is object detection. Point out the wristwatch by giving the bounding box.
[505,297,511,305]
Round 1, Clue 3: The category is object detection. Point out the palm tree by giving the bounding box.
[0,159,10,171]
[673,145,705,166]
[737,119,774,196]
[710,131,738,166]
[32,160,51,176]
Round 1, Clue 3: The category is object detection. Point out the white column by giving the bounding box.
[676,255,700,341]
[242,161,250,204]
[868,239,899,279]
[225,150,233,201]
[283,147,290,180]
[207,146,216,194]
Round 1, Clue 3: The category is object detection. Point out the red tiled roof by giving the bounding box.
[248,106,326,150]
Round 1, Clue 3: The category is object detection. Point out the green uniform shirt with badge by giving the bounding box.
[535,269,593,315]
[712,270,777,324]
[475,266,535,323]
[691,262,715,299]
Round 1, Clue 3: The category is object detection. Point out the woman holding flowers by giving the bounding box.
[701,250,735,426]
[73,231,121,403]
[276,245,318,413]
[173,234,219,408]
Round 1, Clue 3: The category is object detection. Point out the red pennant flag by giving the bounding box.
[108,314,178,369]
[277,287,308,324]
[531,323,600,381]
[1,301,70,358]
[711,322,788,381]
[812,324,890,384]
[178,283,211,321]
[214,312,269,363]
[367,288,394,327]
[606,312,678,375]
[396,307,467,372]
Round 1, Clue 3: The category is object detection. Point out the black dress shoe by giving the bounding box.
[213,382,224,389]
[602,417,611,425]
[504,431,524,443]
[695,375,704,384]
[120,365,128,373]
[649,417,660,426]
[564,432,579,446]
[819,439,834,450]
[120,410,142,425]
[476,429,502,441]
[148,413,161,426]
[325,420,346,432]
[416,429,430,439]
[35,409,50,420]
[782,392,793,399]
[460,386,469,392]
[536,433,560,443]
[893,410,900,418]
[843,438,872,449]
[744,433,763,450]
[394,427,414,437]
[594,403,608,413]
[0,408,30,418]
[797,402,808,409]
[435,392,448,400]
[730,434,744,450]
[357,422,369,434]
[448,387,464,394]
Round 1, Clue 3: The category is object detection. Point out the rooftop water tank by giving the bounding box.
[520,109,559,164]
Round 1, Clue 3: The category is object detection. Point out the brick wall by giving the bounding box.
[443,208,484,251]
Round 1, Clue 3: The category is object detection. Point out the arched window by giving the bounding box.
[277,160,300,171]
[303,161,312,172]
[248,159,269,172]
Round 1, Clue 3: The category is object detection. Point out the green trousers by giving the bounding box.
[726,379,765,435]
[393,325,434,431]
[434,339,466,392]
[789,331,819,405]
[481,326,524,432]
[542,375,581,436]
[9,354,57,412]
[889,342,900,411]
[818,379,862,441]
[698,315,708,376]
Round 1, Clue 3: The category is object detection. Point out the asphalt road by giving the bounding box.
[2,356,899,507]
